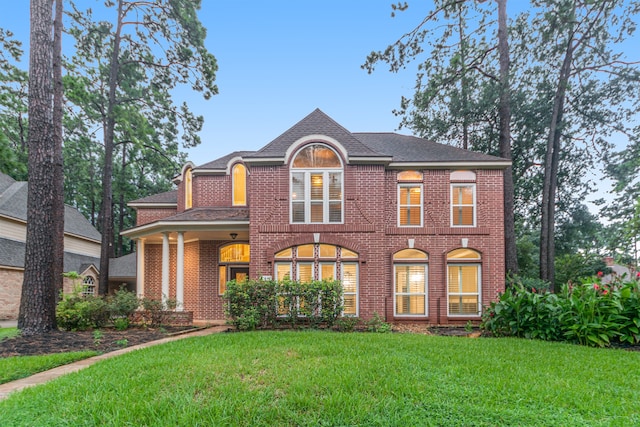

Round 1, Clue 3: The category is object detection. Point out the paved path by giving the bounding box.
[0,325,229,401]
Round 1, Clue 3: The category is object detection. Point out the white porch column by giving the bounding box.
[176,231,184,311]
[162,232,170,306]
[136,238,145,297]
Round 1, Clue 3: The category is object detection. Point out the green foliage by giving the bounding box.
[56,291,109,331]
[483,274,640,347]
[0,327,18,341]
[365,312,392,333]
[224,278,344,331]
[554,253,608,290]
[334,316,360,332]
[56,287,139,331]
[139,297,166,327]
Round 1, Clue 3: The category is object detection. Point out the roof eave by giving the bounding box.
[121,220,250,238]
[386,161,512,169]
[127,202,177,209]
[243,157,286,166]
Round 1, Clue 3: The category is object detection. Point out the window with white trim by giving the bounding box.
[290,144,343,224]
[393,249,428,316]
[82,276,96,297]
[398,171,423,227]
[274,243,358,316]
[447,248,481,316]
[451,170,476,227]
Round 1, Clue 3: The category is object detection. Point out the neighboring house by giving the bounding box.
[0,172,101,319]
[123,109,510,325]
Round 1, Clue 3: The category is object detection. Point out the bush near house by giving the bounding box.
[482,273,640,347]
[224,278,344,330]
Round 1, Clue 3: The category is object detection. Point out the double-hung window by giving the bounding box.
[291,144,343,224]
[397,171,423,227]
[451,170,476,227]
[447,248,481,316]
[393,249,428,316]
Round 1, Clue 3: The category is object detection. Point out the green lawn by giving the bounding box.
[0,331,638,426]
[0,327,18,341]
[0,351,97,385]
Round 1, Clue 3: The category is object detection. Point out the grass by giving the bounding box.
[0,327,18,341]
[0,351,97,385]
[1,331,639,426]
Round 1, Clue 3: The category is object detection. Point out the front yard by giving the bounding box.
[0,330,638,426]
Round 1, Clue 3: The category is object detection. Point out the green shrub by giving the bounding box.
[139,298,165,327]
[335,316,360,332]
[482,274,640,347]
[365,312,392,333]
[224,278,344,330]
[56,290,109,331]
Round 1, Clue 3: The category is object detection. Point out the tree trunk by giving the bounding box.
[98,0,124,295]
[18,0,56,335]
[52,0,64,300]
[540,36,574,290]
[496,0,518,277]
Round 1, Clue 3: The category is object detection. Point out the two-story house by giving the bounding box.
[123,109,510,325]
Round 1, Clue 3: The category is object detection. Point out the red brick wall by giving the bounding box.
[139,156,505,325]
[136,208,178,226]
[0,268,22,320]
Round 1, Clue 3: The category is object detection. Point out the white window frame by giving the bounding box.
[450,183,476,227]
[290,170,343,224]
[447,263,482,317]
[393,264,428,317]
[397,183,423,227]
[341,262,359,317]
[82,276,96,297]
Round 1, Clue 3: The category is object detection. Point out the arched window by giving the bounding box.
[451,170,476,227]
[290,144,343,224]
[232,163,247,206]
[82,276,96,297]
[447,248,481,316]
[274,243,358,315]
[393,249,428,316]
[184,167,193,210]
[219,243,250,294]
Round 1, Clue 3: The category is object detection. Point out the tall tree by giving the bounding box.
[52,0,64,298]
[363,0,519,275]
[65,0,218,294]
[18,0,57,334]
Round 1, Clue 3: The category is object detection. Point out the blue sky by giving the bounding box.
[1,1,430,164]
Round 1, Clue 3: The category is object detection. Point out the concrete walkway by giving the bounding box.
[0,325,229,401]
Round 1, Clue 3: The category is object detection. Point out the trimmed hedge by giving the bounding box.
[224,278,344,330]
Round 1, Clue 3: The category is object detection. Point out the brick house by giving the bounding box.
[122,109,510,325]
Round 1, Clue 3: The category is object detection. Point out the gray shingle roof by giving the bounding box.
[109,252,137,279]
[245,109,385,160]
[196,151,256,170]
[157,207,249,222]
[129,190,178,205]
[0,237,100,272]
[353,133,510,164]
[0,172,101,241]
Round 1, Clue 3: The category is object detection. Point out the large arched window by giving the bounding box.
[274,243,358,315]
[290,144,343,224]
[219,243,250,294]
[184,167,193,210]
[393,249,428,316]
[232,163,247,206]
[447,248,481,316]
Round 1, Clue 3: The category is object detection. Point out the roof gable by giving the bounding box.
[245,109,385,163]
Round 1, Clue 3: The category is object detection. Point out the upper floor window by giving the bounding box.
[185,167,193,210]
[398,170,423,227]
[290,144,343,224]
[232,163,247,206]
[451,170,476,227]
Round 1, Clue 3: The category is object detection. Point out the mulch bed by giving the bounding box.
[0,326,197,358]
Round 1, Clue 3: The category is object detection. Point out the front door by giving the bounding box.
[229,267,249,283]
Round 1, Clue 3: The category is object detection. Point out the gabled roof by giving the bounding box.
[353,133,510,167]
[196,151,257,172]
[0,172,101,242]
[244,109,387,163]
